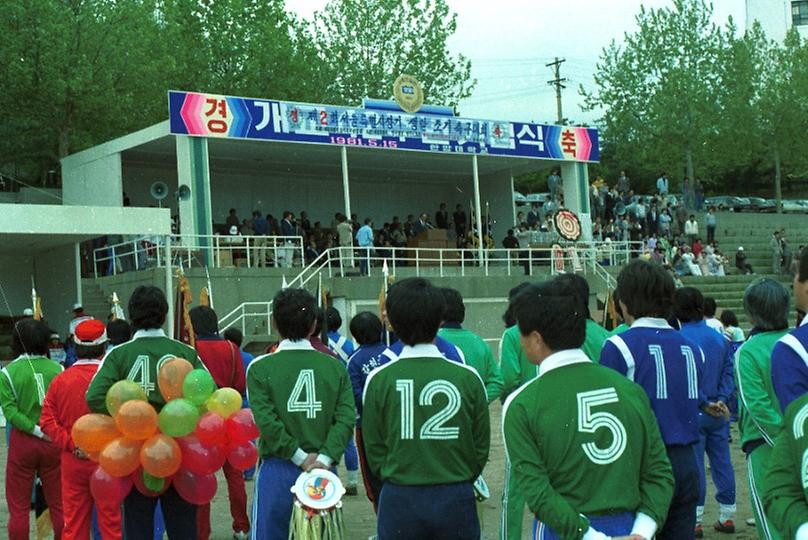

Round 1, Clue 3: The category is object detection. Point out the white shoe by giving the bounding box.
[746,517,755,526]
[234,532,249,540]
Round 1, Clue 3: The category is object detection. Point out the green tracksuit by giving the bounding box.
[736,329,790,540]
[764,393,808,539]
[0,355,63,435]
[361,345,489,485]
[583,319,611,363]
[498,324,537,539]
[246,343,354,465]
[611,322,630,335]
[86,328,206,414]
[503,349,674,539]
[439,325,504,403]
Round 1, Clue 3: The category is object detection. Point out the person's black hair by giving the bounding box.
[350,312,383,345]
[612,289,624,319]
[223,327,243,347]
[797,247,808,282]
[720,310,739,328]
[75,343,106,359]
[440,287,465,324]
[272,288,316,340]
[513,279,585,351]
[385,278,445,346]
[189,306,219,336]
[326,306,342,332]
[229,208,236,214]
[553,273,591,319]
[12,319,49,357]
[106,319,132,346]
[128,286,168,331]
[673,287,705,323]
[313,306,325,335]
[616,259,675,319]
[503,282,532,327]
[364,218,372,225]
[703,297,717,318]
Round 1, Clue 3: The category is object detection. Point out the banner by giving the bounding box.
[168,91,600,162]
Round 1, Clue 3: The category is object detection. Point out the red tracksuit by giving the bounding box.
[40,359,122,540]
[194,337,249,539]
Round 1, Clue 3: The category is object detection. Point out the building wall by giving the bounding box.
[746,0,808,41]
[35,245,79,338]
[62,153,123,207]
[0,254,36,317]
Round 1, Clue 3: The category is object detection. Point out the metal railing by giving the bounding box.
[218,241,636,334]
[92,234,305,277]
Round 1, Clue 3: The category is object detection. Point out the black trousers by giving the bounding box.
[123,486,196,540]
[658,444,699,540]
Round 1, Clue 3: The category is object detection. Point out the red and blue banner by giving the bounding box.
[168,90,599,162]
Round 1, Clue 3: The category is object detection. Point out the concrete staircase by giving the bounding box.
[80,280,113,322]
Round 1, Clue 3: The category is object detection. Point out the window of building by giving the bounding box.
[793,1,808,26]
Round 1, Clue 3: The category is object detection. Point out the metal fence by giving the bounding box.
[92,234,305,277]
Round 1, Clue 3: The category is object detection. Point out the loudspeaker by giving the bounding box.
[176,184,191,201]
[150,181,169,201]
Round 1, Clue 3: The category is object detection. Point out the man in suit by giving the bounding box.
[435,203,449,229]
[412,213,431,237]
[280,211,296,268]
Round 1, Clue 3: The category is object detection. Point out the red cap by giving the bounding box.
[74,319,107,346]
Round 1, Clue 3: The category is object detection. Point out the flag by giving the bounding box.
[110,292,125,321]
[32,289,43,321]
[281,275,288,289]
[174,268,195,347]
[604,290,619,330]
[199,287,210,307]
[380,260,393,345]
[316,273,328,343]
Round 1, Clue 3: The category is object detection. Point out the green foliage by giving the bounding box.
[0,0,470,185]
[583,0,808,197]
[310,0,474,107]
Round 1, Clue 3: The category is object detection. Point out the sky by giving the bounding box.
[286,0,747,125]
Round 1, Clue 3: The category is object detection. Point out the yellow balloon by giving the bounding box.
[205,388,242,419]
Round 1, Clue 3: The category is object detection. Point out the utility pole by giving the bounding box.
[546,57,567,124]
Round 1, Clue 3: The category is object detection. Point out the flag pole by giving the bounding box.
[382,259,390,346]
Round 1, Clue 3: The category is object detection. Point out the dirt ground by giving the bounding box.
[0,402,757,539]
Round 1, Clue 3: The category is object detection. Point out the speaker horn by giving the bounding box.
[176,184,191,201]
[150,181,169,201]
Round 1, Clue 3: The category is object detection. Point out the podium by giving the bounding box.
[406,229,458,265]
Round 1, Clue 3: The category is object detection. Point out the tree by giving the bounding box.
[0,1,167,182]
[756,30,808,210]
[310,0,474,107]
[582,0,724,190]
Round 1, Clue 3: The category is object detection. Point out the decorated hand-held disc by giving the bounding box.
[554,210,582,241]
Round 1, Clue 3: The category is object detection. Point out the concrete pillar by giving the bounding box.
[341,146,352,219]
[176,136,212,264]
[560,161,593,241]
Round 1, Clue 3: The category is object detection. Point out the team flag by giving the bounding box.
[174,268,195,347]
[110,292,125,321]
[199,287,210,307]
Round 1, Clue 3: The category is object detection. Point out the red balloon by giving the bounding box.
[227,442,258,471]
[173,468,217,505]
[89,466,133,506]
[195,412,228,448]
[225,409,259,445]
[177,434,226,476]
[131,467,171,497]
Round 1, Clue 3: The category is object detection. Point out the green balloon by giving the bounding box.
[143,471,165,493]
[182,369,216,406]
[158,398,199,437]
[105,380,147,417]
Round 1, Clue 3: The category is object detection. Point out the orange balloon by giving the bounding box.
[115,400,158,440]
[99,437,143,478]
[158,358,194,402]
[72,414,121,453]
[140,434,182,478]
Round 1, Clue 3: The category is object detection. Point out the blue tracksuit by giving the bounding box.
[679,320,736,515]
[600,317,704,539]
[772,322,808,412]
[384,336,465,364]
[327,331,356,363]
[346,343,390,425]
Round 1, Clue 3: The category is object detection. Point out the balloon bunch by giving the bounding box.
[72,358,259,506]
